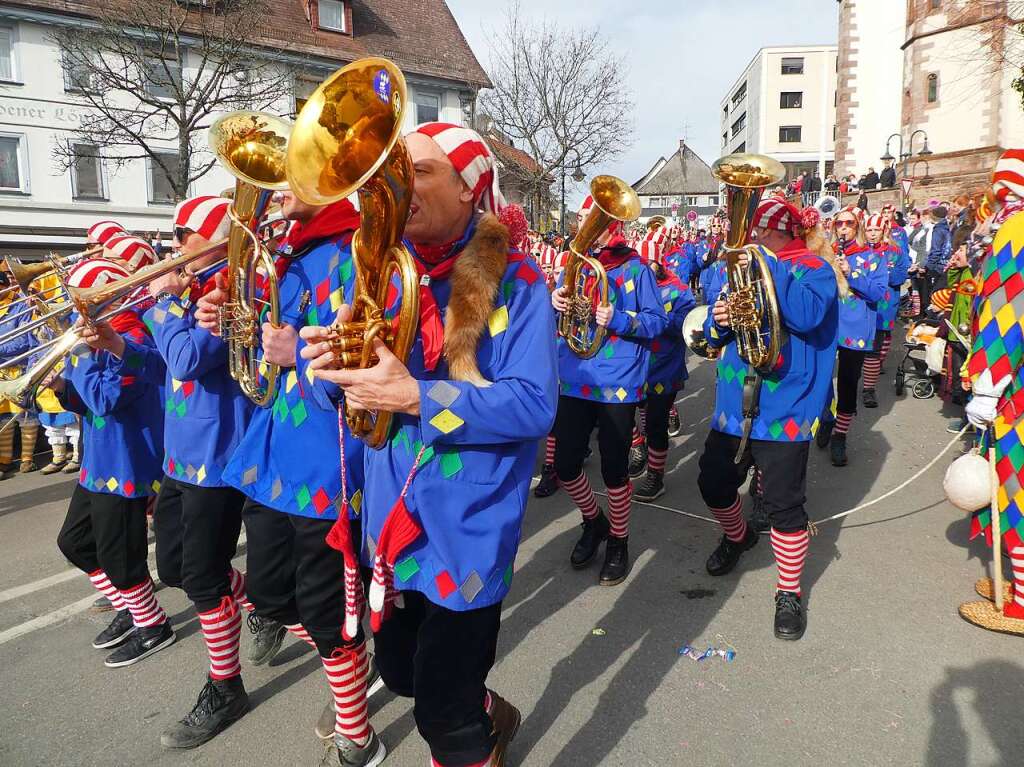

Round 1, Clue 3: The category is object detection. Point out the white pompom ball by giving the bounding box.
[944,453,992,512]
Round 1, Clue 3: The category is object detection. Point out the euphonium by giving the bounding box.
[209,111,292,408]
[285,57,420,449]
[557,175,641,358]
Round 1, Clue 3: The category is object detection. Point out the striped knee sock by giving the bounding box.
[562,472,600,520]
[322,643,370,746]
[771,528,810,595]
[198,601,242,680]
[709,496,748,542]
[834,412,854,436]
[120,577,167,628]
[879,334,892,366]
[631,427,645,447]
[756,468,764,497]
[1009,545,1024,616]
[87,569,127,612]
[648,447,668,473]
[0,418,13,464]
[862,355,881,390]
[19,419,38,464]
[606,483,632,538]
[229,567,254,612]
[284,623,319,650]
[544,435,556,466]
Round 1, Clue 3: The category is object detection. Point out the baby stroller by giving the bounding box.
[895,318,943,399]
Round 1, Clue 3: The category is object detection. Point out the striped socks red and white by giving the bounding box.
[910,291,921,316]
[631,427,644,447]
[606,483,632,538]
[88,569,127,612]
[562,472,600,520]
[120,577,167,628]
[544,435,556,466]
[648,447,667,473]
[322,643,371,746]
[710,496,748,542]
[284,622,319,650]
[1008,545,1024,618]
[229,567,255,613]
[878,333,892,366]
[834,412,854,436]
[862,356,881,390]
[770,528,809,595]
[198,601,242,680]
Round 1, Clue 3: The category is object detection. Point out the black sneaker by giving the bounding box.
[92,609,136,649]
[599,536,630,586]
[104,622,175,668]
[748,493,770,534]
[774,590,806,640]
[160,675,250,749]
[628,443,648,478]
[705,526,758,576]
[815,419,833,449]
[570,512,609,568]
[634,469,665,502]
[315,655,385,740]
[830,433,848,467]
[247,613,286,666]
[668,407,682,437]
[862,388,878,408]
[533,463,559,498]
[326,729,386,767]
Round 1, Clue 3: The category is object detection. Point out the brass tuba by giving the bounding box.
[557,175,641,358]
[209,111,292,407]
[286,57,420,449]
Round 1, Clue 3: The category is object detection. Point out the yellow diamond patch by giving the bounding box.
[995,302,1018,335]
[106,477,119,492]
[430,409,465,434]
[664,302,672,312]
[305,363,316,383]
[285,370,298,393]
[654,383,665,394]
[488,306,509,337]
[152,480,162,493]
[351,489,363,515]
[615,387,627,401]
[624,279,635,293]
[168,302,185,318]
[196,465,207,484]
[330,287,344,312]
[171,378,183,392]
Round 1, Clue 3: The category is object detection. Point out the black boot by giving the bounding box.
[862,388,878,408]
[570,512,609,569]
[634,469,665,502]
[246,613,286,666]
[599,536,630,586]
[815,418,833,449]
[705,526,758,576]
[830,433,848,467]
[628,443,648,478]
[774,590,806,640]
[160,675,250,749]
[533,463,559,498]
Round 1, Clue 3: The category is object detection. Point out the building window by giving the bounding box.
[779,125,802,143]
[0,25,18,83]
[781,57,804,75]
[72,144,106,200]
[707,195,719,207]
[686,196,698,207]
[731,82,746,105]
[722,132,727,147]
[736,142,746,153]
[142,55,182,100]
[0,133,27,192]
[148,152,178,204]
[63,52,97,93]
[318,0,347,32]
[414,91,440,124]
[730,112,746,137]
[927,73,938,103]
[780,91,803,109]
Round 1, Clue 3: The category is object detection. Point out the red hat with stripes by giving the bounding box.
[86,220,126,245]
[67,258,131,289]
[639,228,668,264]
[173,196,232,242]
[866,213,887,230]
[753,198,800,234]
[578,195,625,239]
[992,148,1024,203]
[411,122,506,213]
[103,234,156,272]
[836,205,866,225]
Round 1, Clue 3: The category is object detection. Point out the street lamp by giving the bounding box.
[560,157,585,236]
[881,130,932,210]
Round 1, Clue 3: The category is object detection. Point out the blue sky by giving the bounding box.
[446,0,838,199]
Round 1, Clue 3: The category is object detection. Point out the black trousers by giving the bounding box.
[57,485,151,590]
[836,346,866,415]
[697,429,810,532]
[242,499,361,657]
[643,386,680,452]
[153,476,245,614]
[374,590,501,766]
[553,395,635,487]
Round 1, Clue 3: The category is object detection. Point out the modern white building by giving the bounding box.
[0,0,489,258]
[719,44,838,182]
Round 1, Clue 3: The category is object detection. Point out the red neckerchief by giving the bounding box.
[582,238,635,306]
[109,308,148,337]
[776,237,809,262]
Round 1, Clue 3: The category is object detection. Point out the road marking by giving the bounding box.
[0,593,97,646]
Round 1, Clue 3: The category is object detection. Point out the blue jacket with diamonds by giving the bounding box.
[647,271,696,393]
[872,240,911,332]
[221,231,363,519]
[556,248,668,403]
[836,242,888,350]
[704,238,838,442]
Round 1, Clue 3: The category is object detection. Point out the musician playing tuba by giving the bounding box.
[697,197,839,642]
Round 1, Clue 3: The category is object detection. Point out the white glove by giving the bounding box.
[965,394,999,429]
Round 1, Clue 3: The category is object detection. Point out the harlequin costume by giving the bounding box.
[697,199,838,640]
[0,286,40,476]
[553,194,668,587]
[343,123,556,767]
[53,259,175,667]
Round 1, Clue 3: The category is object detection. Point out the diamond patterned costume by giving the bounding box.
[647,272,696,393]
[836,243,888,350]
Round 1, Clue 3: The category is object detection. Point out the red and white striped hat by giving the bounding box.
[553,250,570,271]
[537,243,557,269]
[639,228,668,265]
[173,195,232,242]
[578,195,625,238]
[992,148,1024,203]
[836,205,866,225]
[411,122,506,213]
[865,213,889,231]
[103,234,157,272]
[753,198,800,234]
[67,258,131,289]
[86,220,125,245]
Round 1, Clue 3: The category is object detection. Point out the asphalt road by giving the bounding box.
[0,354,1018,767]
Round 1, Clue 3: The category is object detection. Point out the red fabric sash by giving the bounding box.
[411,255,459,372]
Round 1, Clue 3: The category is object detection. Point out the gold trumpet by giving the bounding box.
[209,110,291,408]
[557,175,641,358]
[286,57,420,449]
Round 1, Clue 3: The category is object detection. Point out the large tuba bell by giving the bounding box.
[286,57,420,449]
[557,175,641,358]
[209,111,292,407]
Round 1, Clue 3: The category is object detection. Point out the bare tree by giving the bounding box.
[480,2,634,225]
[51,0,294,202]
